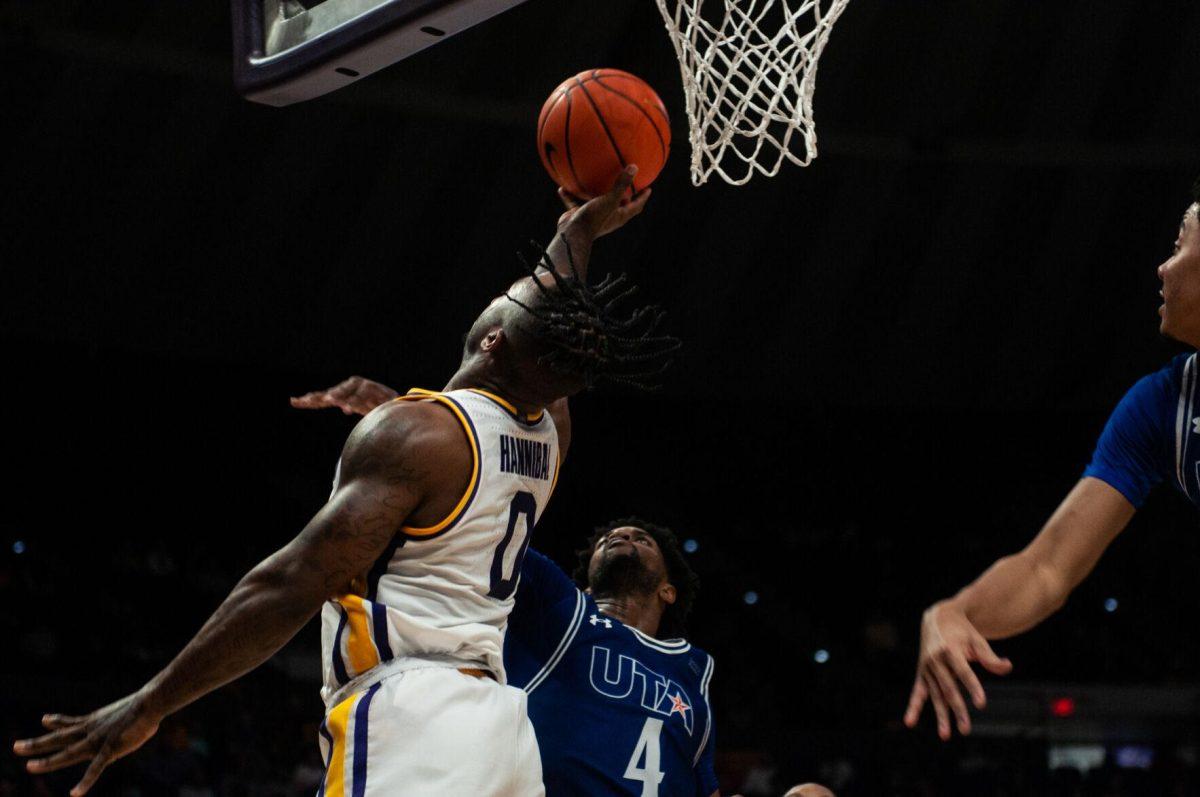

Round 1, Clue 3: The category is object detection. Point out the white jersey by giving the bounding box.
[319,387,560,706]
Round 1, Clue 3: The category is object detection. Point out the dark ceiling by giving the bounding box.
[4,0,1198,411]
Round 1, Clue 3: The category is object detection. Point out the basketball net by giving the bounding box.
[654,0,850,186]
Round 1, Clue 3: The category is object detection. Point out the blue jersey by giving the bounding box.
[1084,353,1200,508]
[505,550,719,797]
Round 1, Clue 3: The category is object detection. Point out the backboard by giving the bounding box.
[232,0,529,106]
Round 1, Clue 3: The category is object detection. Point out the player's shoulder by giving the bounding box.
[1146,351,1195,386]
[684,643,714,679]
[624,622,712,670]
[1122,353,1194,410]
[1165,351,1198,387]
[669,641,715,693]
[342,394,472,472]
[363,392,470,438]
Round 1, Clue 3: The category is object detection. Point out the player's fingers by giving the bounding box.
[71,742,116,797]
[290,392,331,409]
[601,165,638,206]
[41,714,85,730]
[923,672,952,741]
[971,636,1014,677]
[623,187,652,216]
[25,738,94,774]
[931,653,972,735]
[13,726,86,757]
[323,392,349,410]
[327,378,362,401]
[616,163,638,187]
[903,676,929,727]
[945,649,987,710]
[558,187,581,210]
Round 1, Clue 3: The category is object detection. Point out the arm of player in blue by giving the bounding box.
[505,547,583,687]
[1082,356,1184,508]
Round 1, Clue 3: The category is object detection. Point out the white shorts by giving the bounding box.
[317,666,544,797]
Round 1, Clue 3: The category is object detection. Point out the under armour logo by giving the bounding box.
[589,614,613,629]
[1193,417,1200,435]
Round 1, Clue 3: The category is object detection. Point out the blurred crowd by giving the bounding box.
[4,505,1199,796]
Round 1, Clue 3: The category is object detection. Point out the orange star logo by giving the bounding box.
[669,693,690,717]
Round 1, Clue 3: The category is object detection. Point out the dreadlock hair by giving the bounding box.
[503,236,682,391]
[574,517,700,640]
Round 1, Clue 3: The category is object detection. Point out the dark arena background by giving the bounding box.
[4,1,1200,795]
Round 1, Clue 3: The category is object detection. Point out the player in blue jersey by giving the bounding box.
[505,517,717,797]
[904,177,1200,741]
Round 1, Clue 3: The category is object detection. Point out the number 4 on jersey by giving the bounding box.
[624,717,666,796]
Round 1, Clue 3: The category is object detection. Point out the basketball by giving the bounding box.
[537,68,670,199]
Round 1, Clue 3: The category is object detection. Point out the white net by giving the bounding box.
[654,0,851,186]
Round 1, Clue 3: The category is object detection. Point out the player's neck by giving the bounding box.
[444,366,545,416]
[594,595,662,638]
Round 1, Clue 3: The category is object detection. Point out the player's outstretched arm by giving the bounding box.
[904,477,1135,740]
[12,402,441,795]
[542,164,649,283]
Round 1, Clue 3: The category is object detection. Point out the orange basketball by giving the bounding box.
[537,68,671,200]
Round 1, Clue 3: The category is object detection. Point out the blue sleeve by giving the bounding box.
[504,548,582,687]
[1082,362,1179,508]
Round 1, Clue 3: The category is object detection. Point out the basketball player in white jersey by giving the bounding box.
[14,167,679,796]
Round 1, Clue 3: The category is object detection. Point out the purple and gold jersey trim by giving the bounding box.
[330,595,394,686]
[318,682,380,797]
[468,387,546,425]
[394,389,482,538]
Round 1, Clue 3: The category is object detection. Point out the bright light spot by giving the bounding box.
[683,539,699,554]
[814,649,830,664]
[1050,696,1076,718]
[743,591,758,605]
[1104,598,1118,613]
[12,540,25,555]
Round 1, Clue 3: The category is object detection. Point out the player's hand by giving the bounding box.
[904,601,1013,740]
[557,165,651,240]
[13,692,162,796]
[290,375,399,416]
